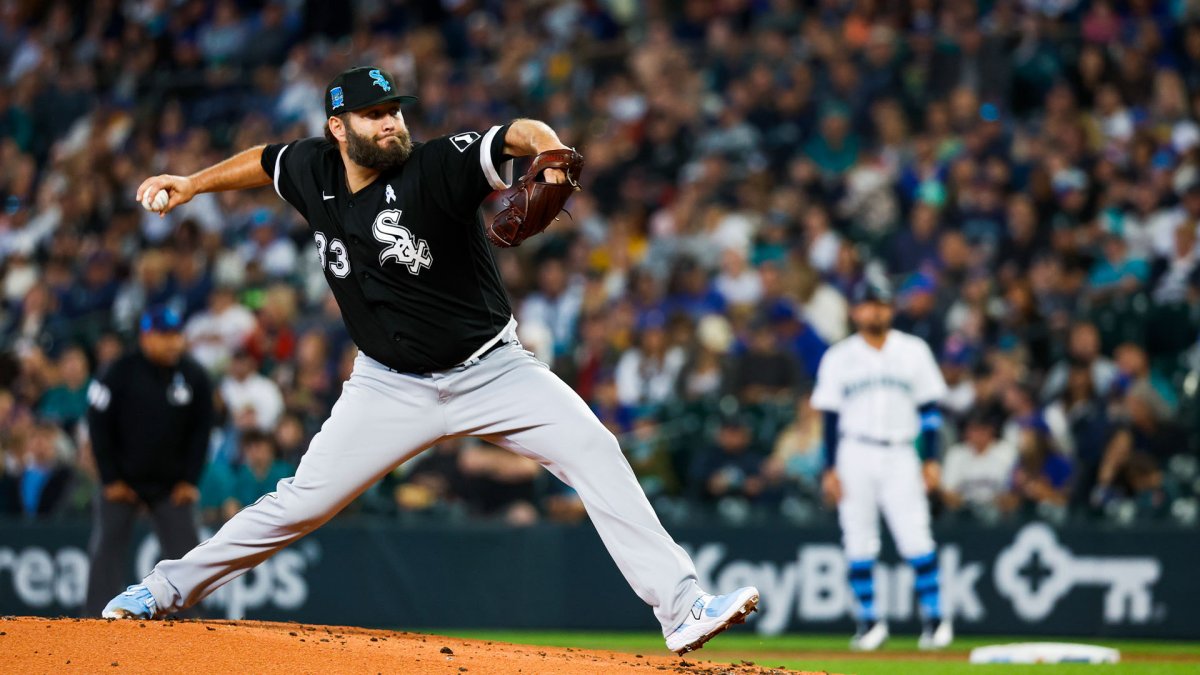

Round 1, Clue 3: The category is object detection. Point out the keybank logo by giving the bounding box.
[994,522,1160,623]
[686,541,985,635]
[685,522,1163,635]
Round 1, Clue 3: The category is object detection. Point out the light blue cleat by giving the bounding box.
[665,586,759,655]
[102,584,158,619]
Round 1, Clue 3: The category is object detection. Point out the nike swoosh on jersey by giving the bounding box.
[322,192,335,200]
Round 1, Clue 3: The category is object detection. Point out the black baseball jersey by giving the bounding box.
[87,350,214,503]
[260,125,516,373]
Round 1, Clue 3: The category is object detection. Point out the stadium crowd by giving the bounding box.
[1,0,1199,529]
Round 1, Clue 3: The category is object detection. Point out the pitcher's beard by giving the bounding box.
[345,127,412,170]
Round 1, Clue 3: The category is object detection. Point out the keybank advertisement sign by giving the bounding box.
[0,521,1194,637]
[683,522,1168,637]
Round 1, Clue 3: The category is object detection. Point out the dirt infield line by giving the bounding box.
[0,616,829,675]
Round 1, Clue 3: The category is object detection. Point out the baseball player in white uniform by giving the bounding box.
[810,279,953,650]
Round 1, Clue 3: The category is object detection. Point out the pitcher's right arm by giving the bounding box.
[136,145,272,216]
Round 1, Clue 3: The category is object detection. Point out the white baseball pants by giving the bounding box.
[140,343,701,633]
[835,439,935,560]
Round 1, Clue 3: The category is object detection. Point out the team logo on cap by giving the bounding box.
[330,86,344,109]
[368,69,391,92]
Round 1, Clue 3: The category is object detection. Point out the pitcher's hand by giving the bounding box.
[136,175,197,216]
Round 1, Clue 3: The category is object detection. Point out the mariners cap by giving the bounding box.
[325,66,417,118]
[850,278,894,305]
[140,305,183,333]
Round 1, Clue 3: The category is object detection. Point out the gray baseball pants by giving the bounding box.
[140,343,701,633]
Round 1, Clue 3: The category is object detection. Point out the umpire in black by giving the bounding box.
[84,306,214,616]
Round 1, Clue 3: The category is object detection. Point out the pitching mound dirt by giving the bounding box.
[0,616,822,674]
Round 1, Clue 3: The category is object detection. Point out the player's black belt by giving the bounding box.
[843,434,912,448]
[473,339,510,362]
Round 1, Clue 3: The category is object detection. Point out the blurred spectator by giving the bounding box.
[225,430,293,522]
[731,318,803,404]
[892,274,945,355]
[219,349,284,433]
[1003,381,1072,459]
[1149,222,1200,304]
[273,412,310,467]
[664,259,726,319]
[1047,364,1113,505]
[998,280,1053,371]
[36,345,92,429]
[887,202,942,277]
[520,254,583,360]
[243,284,298,369]
[3,283,70,356]
[457,438,541,525]
[692,414,769,505]
[1113,452,1178,520]
[614,312,686,412]
[803,105,860,181]
[675,314,735,402]
[12,421,75,518]
[941,414,1018,515]
[714,247,762,308]
[1000,420,1073,516]
[622,415,679,499]
[1088,234,1150,299]
[763,396,824,494]
[185,286,257,375]
[1042,322,1118,403]
[802,205,842,275]
[1095,385,1188,509]
[1112,342,1177,415]
[768,301,828,380]
[237,213,298,279]
[390,442,465,517]
[197,458,235,526]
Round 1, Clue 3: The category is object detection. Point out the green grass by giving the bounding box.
[432,630,1199,675]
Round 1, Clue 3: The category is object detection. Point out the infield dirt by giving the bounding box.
[0,616,824,674]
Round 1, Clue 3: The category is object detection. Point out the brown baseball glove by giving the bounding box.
[486,148,584,248]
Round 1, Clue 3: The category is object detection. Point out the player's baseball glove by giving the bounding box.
[486,148,584,248]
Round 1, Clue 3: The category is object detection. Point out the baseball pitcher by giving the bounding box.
[100,66,757,655]
[810,279,952,650]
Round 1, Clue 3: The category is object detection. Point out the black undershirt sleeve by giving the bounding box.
[823,411,840,471]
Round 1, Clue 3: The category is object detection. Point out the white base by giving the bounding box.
[969,642,1120,664]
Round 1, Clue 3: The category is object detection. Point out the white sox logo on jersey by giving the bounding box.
[372,209,432,274]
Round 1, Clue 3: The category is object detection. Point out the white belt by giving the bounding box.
[842,434,913,448]
[456,315,518,367]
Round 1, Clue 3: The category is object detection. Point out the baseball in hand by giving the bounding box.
[142,188,169,213]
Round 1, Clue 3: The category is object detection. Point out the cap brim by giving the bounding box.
[340,94,418,114]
